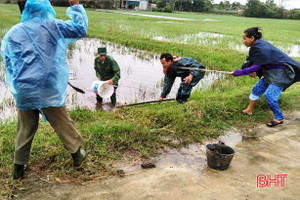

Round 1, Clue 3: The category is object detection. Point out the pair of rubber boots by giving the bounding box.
[13,148,86,181]
[96,93,116,107]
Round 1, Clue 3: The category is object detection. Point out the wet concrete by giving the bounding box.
[16,111,300,200]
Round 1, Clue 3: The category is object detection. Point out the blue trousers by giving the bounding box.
[249,79,284,120]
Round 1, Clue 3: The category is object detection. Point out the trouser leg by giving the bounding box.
[264,85,284,121]
[110,87,117,107]
[96,95,103,103]
[42,106,83,153]
[249,79,268,101]
[176,75,202,104]
[14,109,39,165]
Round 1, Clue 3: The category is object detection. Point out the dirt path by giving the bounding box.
[15,111,300,200]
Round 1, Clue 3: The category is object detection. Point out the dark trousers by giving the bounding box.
[176,75,203,104]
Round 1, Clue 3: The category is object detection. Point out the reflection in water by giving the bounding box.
[153,32,300,57]
[65,38,222,110]
[153,31,225,46]
[0,38,222,120]
[96,10,195,21]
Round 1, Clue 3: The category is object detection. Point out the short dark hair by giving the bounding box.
[160,53,173,62]
[18,0,27,14]
[244,27,262,40]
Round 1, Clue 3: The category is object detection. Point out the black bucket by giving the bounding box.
[206,143,235,170]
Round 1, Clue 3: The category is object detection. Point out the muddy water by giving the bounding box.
[0,38,222,120]
[16,111,300,199]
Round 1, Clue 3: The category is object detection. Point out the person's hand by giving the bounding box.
[173,57,181,62]
[249,72,256,78]
[228,71,234,76]
[107,80,113,85]
[157,96,164,102]
[184,74,193,84]
[69,0,79,6]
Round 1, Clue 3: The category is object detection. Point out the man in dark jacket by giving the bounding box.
[158,53,205,104]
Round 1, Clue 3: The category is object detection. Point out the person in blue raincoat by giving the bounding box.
[158,53,206,104]
[0,0,88,181]
[229,27,300,127]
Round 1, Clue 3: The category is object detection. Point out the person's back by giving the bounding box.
[1,0,89,181]
[2,0,88,110]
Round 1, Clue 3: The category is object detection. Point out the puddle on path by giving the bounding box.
[16,111,300,199]
[0,38,222,120]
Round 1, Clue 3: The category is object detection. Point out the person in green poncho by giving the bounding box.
[94,47,121,107]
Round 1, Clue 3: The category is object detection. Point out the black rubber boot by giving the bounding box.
[71,148,87,170]
[96,95,103,103]
[13,164,25,181]
[110,93,116,107]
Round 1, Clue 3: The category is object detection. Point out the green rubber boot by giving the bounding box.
[13,164,25,181]
[71,148,87,170]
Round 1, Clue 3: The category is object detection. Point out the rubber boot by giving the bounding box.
[13,164,25,181]
[110,93,116,107]
[71,148,87,170]
[96,95,103,103]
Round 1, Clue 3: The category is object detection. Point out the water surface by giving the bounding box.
[0,38,221,120]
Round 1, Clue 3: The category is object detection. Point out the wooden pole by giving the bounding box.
[68,81,85,94]
[178,67,231,74]
[117,98,175,108]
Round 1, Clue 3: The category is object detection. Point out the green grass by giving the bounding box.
[0,3,300,198]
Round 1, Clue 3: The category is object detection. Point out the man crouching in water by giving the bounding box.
[158,53,205,104]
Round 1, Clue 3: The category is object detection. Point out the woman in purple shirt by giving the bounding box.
[229,27,300,127]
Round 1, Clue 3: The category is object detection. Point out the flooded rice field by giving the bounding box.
[0,38,222,121]
[15,111,300,199]
[153,32,300,57]
[96,9,196,21]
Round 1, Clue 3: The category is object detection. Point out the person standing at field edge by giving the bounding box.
[94,47,121,107]
[158,53,206,104]
[229,27,300,127]
[1,0,88,181]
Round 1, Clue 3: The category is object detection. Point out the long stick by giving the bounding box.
[117,98,175,108]
[68,81,85,94]
[179,67,231,74]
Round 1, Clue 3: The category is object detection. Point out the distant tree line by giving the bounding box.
[152,0,300,19]
[2,0,299,19]
[244,0,300,19]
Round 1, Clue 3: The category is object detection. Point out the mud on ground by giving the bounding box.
[11,111,300,200]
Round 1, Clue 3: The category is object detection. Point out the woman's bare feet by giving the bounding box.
[242,109,252,116]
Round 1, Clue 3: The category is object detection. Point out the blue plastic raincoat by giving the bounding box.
[1,0,88,111]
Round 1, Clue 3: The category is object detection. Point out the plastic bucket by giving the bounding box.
[206,143,235,170]
[91,81,114,98]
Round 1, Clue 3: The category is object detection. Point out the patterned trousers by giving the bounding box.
[249,79,284,120]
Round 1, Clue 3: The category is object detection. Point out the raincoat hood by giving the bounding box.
[21,0,56,22]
